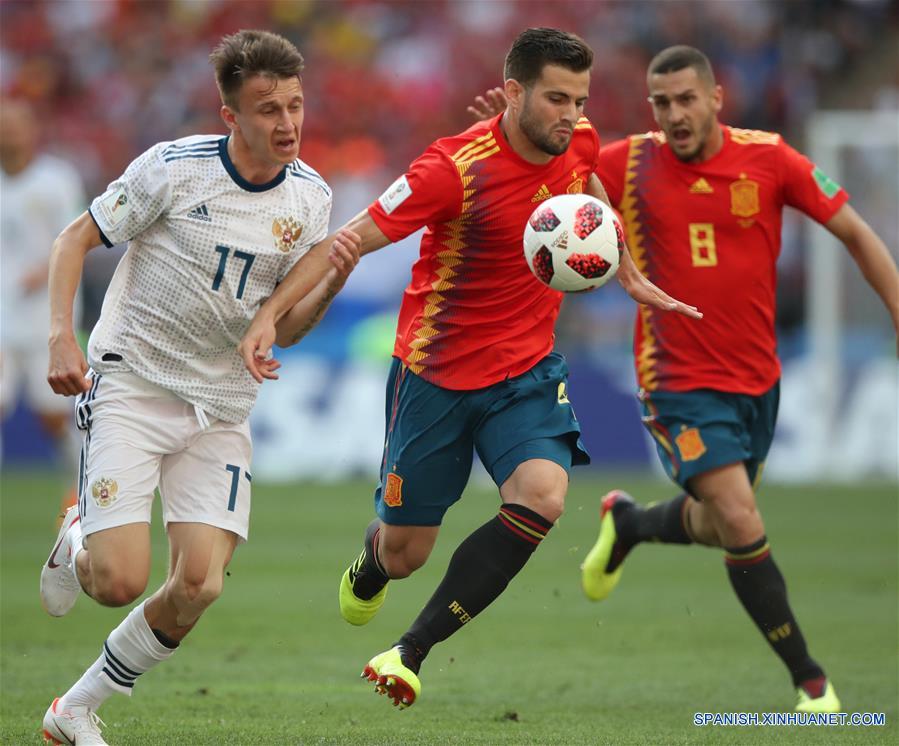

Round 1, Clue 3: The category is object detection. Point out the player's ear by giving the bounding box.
[220,104,239,133]
[504,79,524,111]
[711,84,723,115]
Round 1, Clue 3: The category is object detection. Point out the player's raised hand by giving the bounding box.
[467,87,507,121]
[47,333,91,396]
[239,310,279,383]
[326,228,362,292]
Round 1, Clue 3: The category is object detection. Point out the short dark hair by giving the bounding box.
[647,45,715,85]
[210,29,305,109]
[503,27,593,87]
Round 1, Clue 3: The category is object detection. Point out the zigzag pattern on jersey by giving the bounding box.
[620,134,661,392]
[728,127,780,146]
[162,138,222,163]
[403,131,499,375]
[287,161,332,196]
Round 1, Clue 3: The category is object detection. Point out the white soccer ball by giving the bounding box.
[523,194,623,292]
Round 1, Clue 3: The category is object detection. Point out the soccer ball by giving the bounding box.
[523,194,624,292]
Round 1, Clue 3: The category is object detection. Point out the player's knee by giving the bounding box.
[511,484,565,523]
[90,568,147,607]
[169,572,224,617]
[709,498,764,544]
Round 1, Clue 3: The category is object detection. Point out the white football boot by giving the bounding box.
[40,507,83,617]
[42,698,108,745]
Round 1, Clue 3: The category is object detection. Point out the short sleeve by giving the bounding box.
[777,140,849,225]
[595,138,630,209]
[89,143,172,247]
[367,146,461,243]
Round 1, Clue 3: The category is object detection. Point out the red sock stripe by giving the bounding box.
[725,547,771,566]
[498,513,542,545]
[499,507,550,534]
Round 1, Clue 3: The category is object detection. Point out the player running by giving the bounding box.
[39,30,359,745]
[239,27,701,710]
[578,46,897,713]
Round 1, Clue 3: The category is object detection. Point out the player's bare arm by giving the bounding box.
[585,174,702,319]
[239,212,389,382]
[274,230,362,350]
[47,211,101,396]
[825,203,899,343]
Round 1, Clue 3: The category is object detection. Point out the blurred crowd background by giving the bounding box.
[1,0,897,477]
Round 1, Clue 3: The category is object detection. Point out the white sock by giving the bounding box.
[68,520,84,585]
[60,601,176,710]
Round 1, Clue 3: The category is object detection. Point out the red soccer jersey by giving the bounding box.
[597,126,849,395]
[368,113,601,389]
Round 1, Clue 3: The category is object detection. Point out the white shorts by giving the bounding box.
[0,340,71,415]
[76,370,252,541]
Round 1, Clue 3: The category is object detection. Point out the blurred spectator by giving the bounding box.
[0,97,84,504]
[1,0,896,359]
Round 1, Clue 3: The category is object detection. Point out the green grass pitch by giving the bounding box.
[1,469,896,744]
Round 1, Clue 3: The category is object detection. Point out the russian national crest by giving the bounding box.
[91,477,119,508]
[272,216,303,252]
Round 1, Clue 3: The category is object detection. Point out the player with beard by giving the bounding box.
[239,27,701,709]
[469,44,897,714]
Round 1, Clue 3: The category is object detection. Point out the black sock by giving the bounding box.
[399,504,553,673]
[347,519,390,600]
[151,628,180,649]
[618,493,693,545]
[725,537,824,686]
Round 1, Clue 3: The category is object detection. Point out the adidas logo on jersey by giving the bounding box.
[689,178,714,194]
[187,204,212,222]
[531,184,552,203]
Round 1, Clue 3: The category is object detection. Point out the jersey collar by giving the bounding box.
[218,136,288,192]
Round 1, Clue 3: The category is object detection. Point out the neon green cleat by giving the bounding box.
[795,680,841,713]
[339,566,388,626]
[339,520,389,625]
[361,646,421,709]
[581,490,635,601]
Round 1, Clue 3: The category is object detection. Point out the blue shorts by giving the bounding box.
[374,353,590,526]
[640,383,779,491]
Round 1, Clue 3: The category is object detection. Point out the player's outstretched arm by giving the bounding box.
[239,211,390,382]
[584,174,702,319]
[274,229,362,351]
[467,87,506,121]
[47,212,102,396]
[825,203,899,348]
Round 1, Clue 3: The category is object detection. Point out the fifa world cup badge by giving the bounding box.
[91,477,119,508]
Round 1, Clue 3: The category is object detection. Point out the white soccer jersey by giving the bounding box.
[0,154,84,346]
[88,134,332,424]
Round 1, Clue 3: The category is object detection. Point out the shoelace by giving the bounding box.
[72,709,106,739]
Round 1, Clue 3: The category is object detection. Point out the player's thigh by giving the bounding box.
[159,420,252,541]
[639,388,752,490]
[84,522,152,593]
[375,358,475,527]
[475,352,589,490]
[78,382,164,540]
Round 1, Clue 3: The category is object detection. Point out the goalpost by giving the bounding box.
[782,110,899,481]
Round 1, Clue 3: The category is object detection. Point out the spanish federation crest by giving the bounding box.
[730,173,760,222]
[566,170,584,194]
[91,477,119,508]
[272,216,303,253]
[675,426,707,462]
